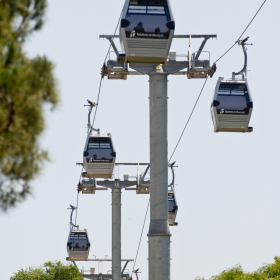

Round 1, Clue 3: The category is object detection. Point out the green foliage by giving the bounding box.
[195,257,280,280]
[0,0,59,211]
[10,261,84,280]
[256,256,280,279]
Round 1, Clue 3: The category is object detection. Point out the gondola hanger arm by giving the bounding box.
[84,99,100,134]
[168,162,178,188]
[233,36,253,79]
[67,204,79,229]
[91,127,100,135]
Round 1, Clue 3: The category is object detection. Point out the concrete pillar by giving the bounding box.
[112,187,121,280]
[148,72,171,280]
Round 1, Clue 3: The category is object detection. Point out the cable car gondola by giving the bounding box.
[210,37,253,133]
[83,133,116,179]
[118,0,175,64]
[168,188,178,226]
[66,205,91,261]
[82,100,116,179]
[210,77,253,132]
[168,162,178,226]
[67,229,91,261]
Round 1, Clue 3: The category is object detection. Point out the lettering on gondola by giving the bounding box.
[87,158,113,163]
[218,109,248,115]
[130,30,165,38]
[70,247,88,251]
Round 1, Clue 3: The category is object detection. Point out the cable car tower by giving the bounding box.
[99,1,217,280]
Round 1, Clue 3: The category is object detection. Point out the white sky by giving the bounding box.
[1,0,280,279]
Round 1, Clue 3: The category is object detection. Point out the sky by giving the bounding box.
[1,0,280,279]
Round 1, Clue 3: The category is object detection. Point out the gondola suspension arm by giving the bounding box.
[168,161,178,189]
[232,37,253,79]
[68,204,79,230]
[84,99,99,134]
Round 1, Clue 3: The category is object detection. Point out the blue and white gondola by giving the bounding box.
[67,229,90,261]
[210,77,253,133]
[83,133,116,179]
[168,188,178,226]
[168,161,178,226]
[118,0,175,64]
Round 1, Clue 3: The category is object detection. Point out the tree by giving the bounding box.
[10,261,84,280]
[195,256,280,280]
[0,0,59,211]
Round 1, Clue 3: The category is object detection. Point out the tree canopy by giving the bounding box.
[10,261,84,280]
[0,0,59,211]
[195,256,280,280]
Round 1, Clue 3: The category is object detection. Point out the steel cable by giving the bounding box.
[74,166,83,225]
[132,199,150,276]
[215,0,267,64]
[91,6,124,129]
[169,77,208,163]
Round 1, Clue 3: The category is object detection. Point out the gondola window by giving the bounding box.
[125,3,170,38]
[86,138,114,163]
[69,232,88,251]
[216,83,250,113]
[168,198,175,212]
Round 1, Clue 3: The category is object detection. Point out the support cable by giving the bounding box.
[169,0,267,162]
[132,199,150,276]
[75,189,80,226]
[169,77,208,163]
[91,6,124,128]
[75,166,83,225]
[215,0,267,63]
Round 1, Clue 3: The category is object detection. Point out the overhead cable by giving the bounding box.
[169,77,208,163]
[75,192,79,226]
[132,199,150,275]
[215,0,267,63]
[91,7,124,128]
[75,166,83,224]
